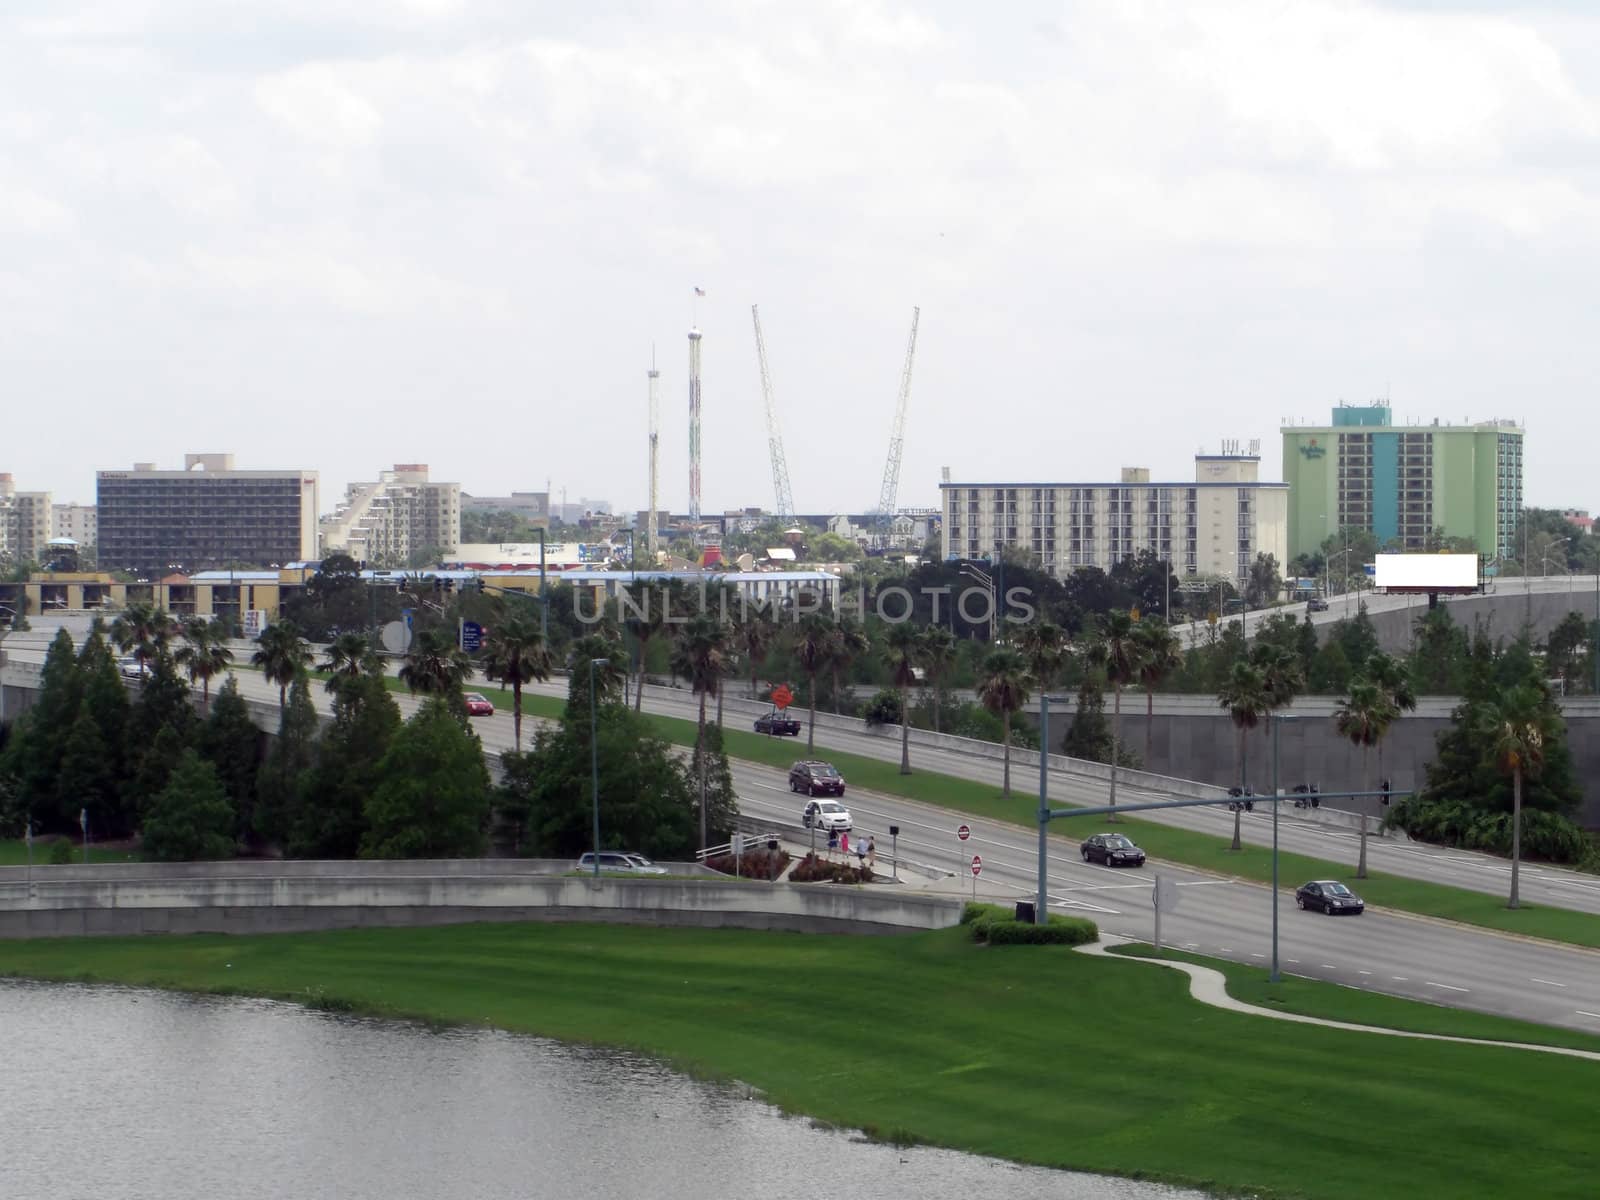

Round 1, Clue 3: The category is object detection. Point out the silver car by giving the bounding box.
[575,851,668,875]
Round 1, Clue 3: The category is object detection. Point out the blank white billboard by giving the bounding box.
[1373,553,1480,592]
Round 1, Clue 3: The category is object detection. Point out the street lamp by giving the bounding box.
[959,563,996,642]
[588,656,607,878]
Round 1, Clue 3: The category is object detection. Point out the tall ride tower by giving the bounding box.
[646,352,661,561]
[687,326,703,528]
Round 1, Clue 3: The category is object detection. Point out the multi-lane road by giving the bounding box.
[4,626,1600,1034]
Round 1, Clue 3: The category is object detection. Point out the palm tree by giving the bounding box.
[251,620,311,709]
[110,601,177,670]
[1015,621,1065,694]
[622,577,669,713]
[1333,678,1396,879]
[481,617,552,751]
[1217,660,1269,851]
[883,621,922,775]
[174,616,234,712]
[827,620,871,715]
[399,628,473,702]
[1099,610,1139,817]
[977,647,1029,798]
[918,625,958,733]
[319,632,376,694]
[1486,684,1559,909]
[732,601,778,702]
[1132,620,1183,765]
[792,613,834,755]
[568,634,627,704]
[1364,652,1416,794]
[673,615,730,850]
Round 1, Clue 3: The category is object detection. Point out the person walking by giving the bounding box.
[866,835,877,870]
[827,827,838,858]
[839,830,850,860]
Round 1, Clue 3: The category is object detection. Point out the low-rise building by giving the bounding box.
[939,453,1288,585]
[51,503,97,548]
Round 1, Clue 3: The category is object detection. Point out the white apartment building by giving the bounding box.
[52,503,98,547]
[940,454,1288,584]
[0,474,52,565]
[320,464,461,567]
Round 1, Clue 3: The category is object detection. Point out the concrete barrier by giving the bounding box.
[0,866,963,939]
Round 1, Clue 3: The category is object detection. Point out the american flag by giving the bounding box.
[694,286,705,297]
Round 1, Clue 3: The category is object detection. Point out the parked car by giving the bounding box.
[1081,833,1147,868]
[1307,597,1330,613]
[754,710,802,736]
[575,851,669,875]
[789,760,845,796]
[463,692,495,716]
[801,798,853,832]
[117,655,145,680]
[1295,880,1365,915]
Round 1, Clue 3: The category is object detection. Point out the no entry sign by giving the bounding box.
[970,854,982,877]
[957,824,971,841]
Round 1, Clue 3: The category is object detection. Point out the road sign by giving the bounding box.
[1153,876,1181,911]
[459,620,484,653]
[771,684,794,710]
[970,854,982,877]
[957,824,971,841]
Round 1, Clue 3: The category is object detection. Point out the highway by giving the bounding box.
[5,627,1600,1034]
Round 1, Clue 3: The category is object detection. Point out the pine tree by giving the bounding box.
[1062,670,1115,763]
[142,749,236,861]
[255,672,320,850]
[294,673,399,857]
[14,630,84,827]
[54,710,119,836]
[197,678,263,843]
[362,699,491,859]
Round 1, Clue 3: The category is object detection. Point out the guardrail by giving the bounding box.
[695,832,785,862]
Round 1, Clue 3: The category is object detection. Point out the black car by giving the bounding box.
[1307,597,1330,613]
[1295,879,1365,915]
[754,710,802,736]
[1081,833,1146,868]
[789,761,845,796]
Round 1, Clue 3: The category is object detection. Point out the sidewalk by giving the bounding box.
[1078,938,1600,1062]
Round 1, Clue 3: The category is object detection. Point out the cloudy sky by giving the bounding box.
[4,0,1598,516]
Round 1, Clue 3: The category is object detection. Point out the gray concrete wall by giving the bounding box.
[1360,588,1599,656]
[0,867,964,939]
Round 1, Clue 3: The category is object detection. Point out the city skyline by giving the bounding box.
[4,3,1598,513]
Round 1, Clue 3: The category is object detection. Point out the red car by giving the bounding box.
[464,692,495,716]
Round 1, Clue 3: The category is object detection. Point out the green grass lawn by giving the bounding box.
[0,838,143,867]
[1104,943,1600,1052]
[466,683,1600,950]
[0,921,1593,1200]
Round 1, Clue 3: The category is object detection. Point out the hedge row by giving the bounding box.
[961,902,1098,946]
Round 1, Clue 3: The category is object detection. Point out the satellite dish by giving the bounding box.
[380,620,412,654]
[737,553,754,571]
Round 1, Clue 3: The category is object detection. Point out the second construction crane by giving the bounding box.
[875,307,920,546]
[751,305,795,522]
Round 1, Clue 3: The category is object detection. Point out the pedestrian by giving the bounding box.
[856,839,867,871]
[827,827,838,858]
[840,830,850,859]
[866,835,876,869]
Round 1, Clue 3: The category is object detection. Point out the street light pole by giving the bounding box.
[1271,714,1287,983]
[1037,693,1052,924]
[540,529,549,642]
[589,657,604,878]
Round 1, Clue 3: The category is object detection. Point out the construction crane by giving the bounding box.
[751,305,795,522]
[875,306,920,548]
[646,350,660,561]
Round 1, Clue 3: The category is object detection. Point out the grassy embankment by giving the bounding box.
[0,840,141,867]
[1,921,1595,1200]
[466,683,1600,950]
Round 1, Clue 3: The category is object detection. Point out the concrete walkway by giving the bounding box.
[1078,937,1600,1062]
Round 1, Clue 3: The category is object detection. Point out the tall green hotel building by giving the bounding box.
[1282,404,1523,563]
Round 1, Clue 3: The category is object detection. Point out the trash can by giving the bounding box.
[1014,901,1036,924]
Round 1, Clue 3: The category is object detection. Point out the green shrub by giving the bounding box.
[960,901,1009,925]
[48,838,74,865]
[983,916,1098,946]
[704,846,790,880]
[863,690,904,728]
[789,852,872,884]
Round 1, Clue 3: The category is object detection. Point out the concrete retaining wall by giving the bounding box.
[0,867,964,939]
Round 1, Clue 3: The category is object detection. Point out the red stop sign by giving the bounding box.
[770,684,794,711]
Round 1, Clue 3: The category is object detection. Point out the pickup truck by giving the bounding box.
[754,710,802,736]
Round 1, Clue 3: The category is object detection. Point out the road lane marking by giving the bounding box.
[1425,981,1470,993]
[1530,978,1568,988]
[1286,958,1300,964]
[1250,953,1265,959]
[1183,942,1199,949]
[1319,964,1336,970]
[1392,977,1408,982]
[1218,946,1232,952]
[1577,1011,1600,1021]
[1358,970,1371,976]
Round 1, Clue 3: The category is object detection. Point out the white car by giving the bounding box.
[117,656,145,680]
[802,799,853,833]
[575,851,669,875]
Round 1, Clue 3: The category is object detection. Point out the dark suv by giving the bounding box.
[789,761,845,796]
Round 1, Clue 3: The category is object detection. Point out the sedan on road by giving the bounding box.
[575,851,669,875]
[1081,833,1146,868]
[754,710,801,736]
[464,692,495,717]
[801,799,853,833]
[1296,880,1365,915]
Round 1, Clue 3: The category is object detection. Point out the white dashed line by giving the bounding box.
[1250,953,1265,959]
[1286,958,1300,964]
[1425,981,1470,993]
[1358,970,1372,976]
[1319,964,1336,970]
[1219,946,1232,953]
[1530,978,1567,988]
[1392,977,1409,982]
[1577,1011,1600,1021]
